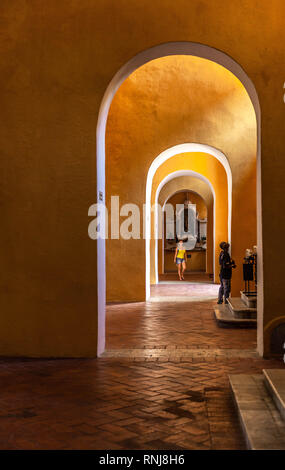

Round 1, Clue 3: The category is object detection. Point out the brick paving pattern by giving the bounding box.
[0,356,282,450]
[106,274,256,350]
[0,275,282,449]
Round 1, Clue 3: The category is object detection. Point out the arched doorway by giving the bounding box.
[146,144,231,290]
[156,179,215,281]
[153,169,216,283]
[161,189,211,277]
[158,177,214,279]
[97,42,261,356]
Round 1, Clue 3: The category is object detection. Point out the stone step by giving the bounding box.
[229,373,285,449]
[240,291,257,308]
[228,297,257,319]
[263,369,285,422]
[214,305,256,328]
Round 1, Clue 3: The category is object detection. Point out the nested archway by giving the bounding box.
[158,176,214,276]
[97,42,261,356]
[155,170,215,281]
[162,190,209,274]
[158,181,214,277]
[147,146,230,293]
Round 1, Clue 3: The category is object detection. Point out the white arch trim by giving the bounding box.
[96,41,262,357]
[153,170,216,285]
[145,144,231,299]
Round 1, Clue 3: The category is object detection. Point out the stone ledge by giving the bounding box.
[263,369,285,422]
[214,305,257,328]
[240,291,257,308]
[229,373,285,450]
[101,348,258,359]
[228,298,257,319]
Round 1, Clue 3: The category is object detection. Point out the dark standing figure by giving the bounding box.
[217,242,236,304]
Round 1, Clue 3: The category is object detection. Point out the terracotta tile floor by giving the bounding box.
[0,275,282,450]
[0,356,282,450]
[106,274,257,350]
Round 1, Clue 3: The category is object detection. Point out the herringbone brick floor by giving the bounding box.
[0,275,282,450]
[0,356,282,450]
[106,274,256,350]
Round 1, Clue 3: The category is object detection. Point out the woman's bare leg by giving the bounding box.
[181,261,186,279]
[177,263,182,280]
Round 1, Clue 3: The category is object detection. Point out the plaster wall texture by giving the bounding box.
[0,0,284,356]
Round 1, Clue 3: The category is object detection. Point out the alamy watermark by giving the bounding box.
[88,195,198,242]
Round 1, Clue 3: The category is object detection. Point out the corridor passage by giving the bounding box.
[0,276,282,450]
[106,273,257,352]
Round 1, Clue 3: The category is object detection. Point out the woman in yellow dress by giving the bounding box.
[174,240,187,280]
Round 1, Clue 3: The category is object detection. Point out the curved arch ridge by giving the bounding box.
[145,144,231,299]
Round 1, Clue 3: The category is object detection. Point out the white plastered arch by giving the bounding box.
[96,41,261,356]
[153,170,215,284]
[146,144,231,299]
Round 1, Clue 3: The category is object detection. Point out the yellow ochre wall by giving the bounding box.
[0,0,284,356]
